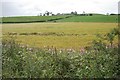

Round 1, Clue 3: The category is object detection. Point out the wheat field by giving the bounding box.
[2,22,118,50]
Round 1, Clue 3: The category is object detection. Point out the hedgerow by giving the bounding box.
[2,28,119,78]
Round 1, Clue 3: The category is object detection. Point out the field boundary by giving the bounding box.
[2,16,72,24]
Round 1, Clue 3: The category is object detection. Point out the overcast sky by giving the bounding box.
[1,0,120,17]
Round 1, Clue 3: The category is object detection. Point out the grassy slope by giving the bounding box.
[57,15,118,23]
[2,15,118,23]
[2,15,70,23]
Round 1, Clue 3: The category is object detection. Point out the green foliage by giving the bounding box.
[2,29,119,78]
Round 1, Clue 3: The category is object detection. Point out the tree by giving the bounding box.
[43,14,45,16]
[71,11,77,15]
[71,12,74,15]
[89,14,93,16]
[57,13,61,15]
[45,11,50,16]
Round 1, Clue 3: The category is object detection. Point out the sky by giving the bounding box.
[0,0,120,17]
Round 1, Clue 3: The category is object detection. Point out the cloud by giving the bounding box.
[2,2,24,16]
[2,2,42,16]
[1,0,119,16]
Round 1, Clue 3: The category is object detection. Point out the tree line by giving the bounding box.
[38,11,119,16]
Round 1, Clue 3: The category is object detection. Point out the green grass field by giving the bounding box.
[2,15,118,23]
[57,15,118,23]
[3,22,118,50]
[2,15,71,23]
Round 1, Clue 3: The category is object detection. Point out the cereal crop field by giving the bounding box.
[2,22,118,50]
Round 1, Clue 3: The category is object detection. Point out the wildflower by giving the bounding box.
[27,48,29,50]
[80,47,85,54]
[43,46,47,48]
[106,45,108,49]
[85,66,89,69]
[59,50,62,53]
[59,49,64,53]
[29,48,32,51]
[72,49,76,53]
[18,51,22,54]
